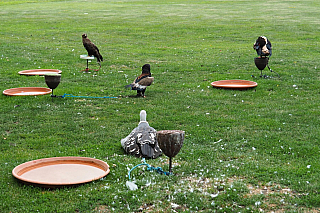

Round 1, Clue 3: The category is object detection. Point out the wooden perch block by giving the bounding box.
[254,57,268,70]
[157,130,184,173]
[156,130,184,158]
[45,74,61,90]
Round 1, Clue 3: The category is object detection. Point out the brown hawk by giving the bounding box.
[82,33,103,67]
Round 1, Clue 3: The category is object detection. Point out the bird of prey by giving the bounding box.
[121,110,162,159]
[82,33,103,67]
[125,64,154,97]
[253,36,279,78]
[253,36,272,57]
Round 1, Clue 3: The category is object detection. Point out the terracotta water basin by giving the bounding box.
[12,157,110,188]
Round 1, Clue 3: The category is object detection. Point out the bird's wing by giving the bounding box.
[94,44,100,52]
[121,127,141,157]
[83,38,99,55]
[88,43,98,53]
[266,41,272,56]
[266,39,272,49]
[136,126,161,158]
[126,76,153,89]
[137,77,154,86]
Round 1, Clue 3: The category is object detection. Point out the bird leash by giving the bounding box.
[126,158,171,191]
[50,93,118,99]
[267,64,280,78]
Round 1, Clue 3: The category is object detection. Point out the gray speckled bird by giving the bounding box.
[121,110,162,159]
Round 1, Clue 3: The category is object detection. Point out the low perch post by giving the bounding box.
[156,130,184,174]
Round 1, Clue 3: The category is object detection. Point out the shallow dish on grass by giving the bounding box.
[211,80,258,89]
[3,87,52,96]
[18,69,62,75]
[12,157,110,188]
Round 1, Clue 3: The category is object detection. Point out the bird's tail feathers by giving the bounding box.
[96,54,103,63]
[140,144,154,159]
[125,84,133,89]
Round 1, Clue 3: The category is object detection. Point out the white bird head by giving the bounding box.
[139,110,147,124]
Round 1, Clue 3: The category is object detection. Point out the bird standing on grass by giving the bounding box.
[253,36,272,57]
[82,33,103,67]
[121,110,162,159]
[125,64,154,97]
[253,36,279,78]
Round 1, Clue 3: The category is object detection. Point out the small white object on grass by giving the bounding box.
[126,181,138,191]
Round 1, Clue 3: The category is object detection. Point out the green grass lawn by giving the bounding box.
[1,0,320,212]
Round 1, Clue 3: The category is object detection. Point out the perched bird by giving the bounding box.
[125,64,154,97]
[82,33,103,67]
[253,36,272,57]
[253,36,279,78]
[121,110,162,159]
